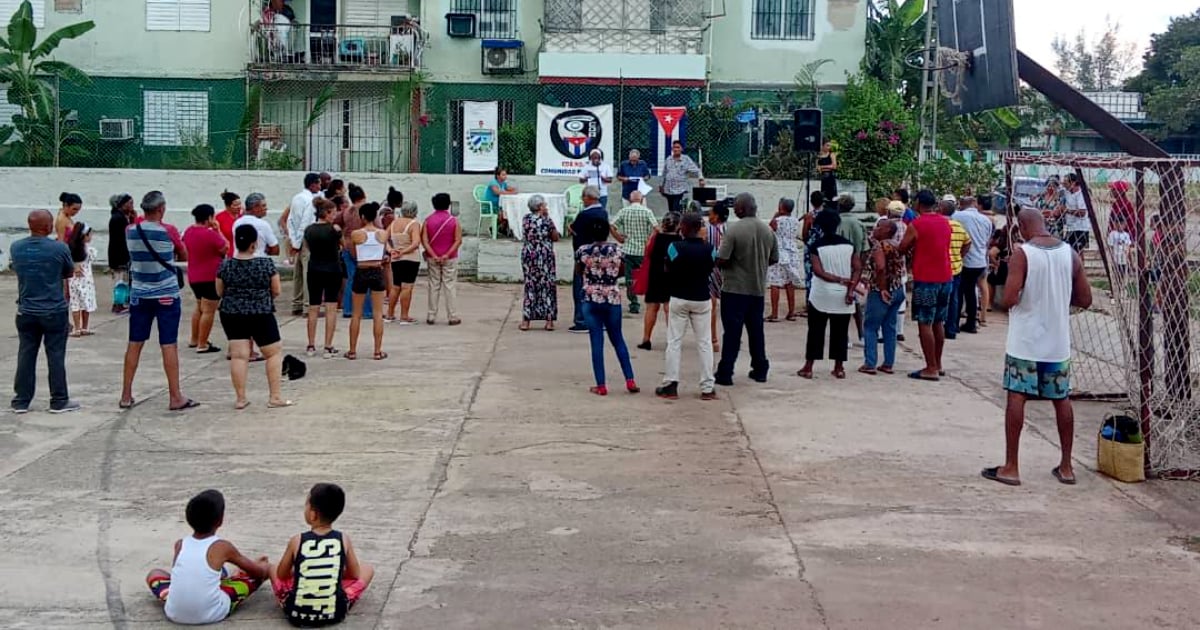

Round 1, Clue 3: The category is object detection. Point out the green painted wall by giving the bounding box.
[58,77,246,169]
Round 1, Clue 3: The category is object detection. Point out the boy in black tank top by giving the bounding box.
[272,483,374,627]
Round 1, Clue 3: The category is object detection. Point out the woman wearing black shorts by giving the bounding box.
[304,197,342,357]
[347,202,390,360]
[216,224,290,409]
[387,201,423,323]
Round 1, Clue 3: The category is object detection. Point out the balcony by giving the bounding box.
[249,21,427,74]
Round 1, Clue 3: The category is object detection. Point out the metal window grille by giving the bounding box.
[54,0,82,12]
[544,0,581,32]
[143,90,209,147]
[751,0,814,40]
[450,0,517,39]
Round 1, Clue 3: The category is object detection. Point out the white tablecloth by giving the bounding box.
[500,193,568,241]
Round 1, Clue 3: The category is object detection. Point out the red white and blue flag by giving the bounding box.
[650,106,687,175]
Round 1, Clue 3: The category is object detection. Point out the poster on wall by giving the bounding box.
[536,104,615,177]
[650,106,687,175]
[462,101,499,172]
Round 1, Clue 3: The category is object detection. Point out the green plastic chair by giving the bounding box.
[563,183,584,224]
[473,184,498,239]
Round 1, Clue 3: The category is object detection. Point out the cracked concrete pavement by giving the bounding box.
[1,280,1199,629]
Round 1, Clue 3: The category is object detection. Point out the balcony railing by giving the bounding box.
[249,22,427,72]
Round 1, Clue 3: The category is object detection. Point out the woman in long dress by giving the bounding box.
[520,194,560,330]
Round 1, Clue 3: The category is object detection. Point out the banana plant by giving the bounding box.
[0,0,94,165]
[864,0,927,103]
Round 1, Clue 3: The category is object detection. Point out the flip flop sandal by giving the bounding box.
[249,354,265,363]
[832,369,846,379]
[169,399,201,411]
[765,316,780,323]
[69,331,82,338]
[981,466,1021,486]
[197,345,221,354]
[343,351,358,360]
[785,313,798,321]
[118,398,136,410]
[544,324,555,331]
[187,343,198,349]
[1052,467,1077,485]
[267,400,295,409]
[907,370,940,382]
[373,351,389,361]
[796,370,814,380]
[519,322,531,331]
[857,366,877,375]
[448,319,462,326]
[235,400,251,410]
[80,330,96,336]
[878,366,894,375]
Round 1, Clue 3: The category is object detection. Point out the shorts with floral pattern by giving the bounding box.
[911,281,952,325]
[1004,354,1071,400]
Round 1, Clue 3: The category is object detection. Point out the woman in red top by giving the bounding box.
[216,191,243,254]
[183,204,229,353]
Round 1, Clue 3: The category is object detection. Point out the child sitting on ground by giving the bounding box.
[146,489,272,624]
[272,483,374,627]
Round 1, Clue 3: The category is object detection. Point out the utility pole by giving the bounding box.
[917,0,939,167]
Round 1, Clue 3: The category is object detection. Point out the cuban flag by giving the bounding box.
[650,106,687,175]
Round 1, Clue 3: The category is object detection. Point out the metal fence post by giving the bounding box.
[53,76,60,167]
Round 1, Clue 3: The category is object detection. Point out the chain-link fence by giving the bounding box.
[0,75,824,178]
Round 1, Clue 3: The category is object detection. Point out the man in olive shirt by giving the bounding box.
[715,193,779,386]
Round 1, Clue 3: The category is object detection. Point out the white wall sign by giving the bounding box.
[462,100,498,173]
[536,104,614,177]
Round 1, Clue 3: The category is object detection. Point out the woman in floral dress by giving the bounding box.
[520,195,560,330]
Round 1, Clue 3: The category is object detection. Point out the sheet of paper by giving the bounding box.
[637,178,653,197]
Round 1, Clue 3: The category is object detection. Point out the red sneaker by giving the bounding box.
[589,385,608,396]
[626,379,640,394]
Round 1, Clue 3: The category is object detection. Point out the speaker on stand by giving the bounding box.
[793,108,823,214]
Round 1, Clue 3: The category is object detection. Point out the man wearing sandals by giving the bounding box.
[898,190,952,382]
[120,191,198,412]
[982,208,1091,487]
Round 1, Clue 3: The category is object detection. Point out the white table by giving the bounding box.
[500,193,568,241]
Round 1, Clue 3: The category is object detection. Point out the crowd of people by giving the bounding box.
[8,174,464,412]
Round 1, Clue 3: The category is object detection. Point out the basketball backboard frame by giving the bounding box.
[936,0,1020,116]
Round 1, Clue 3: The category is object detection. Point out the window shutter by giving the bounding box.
[0,0,46,27]
[342,0,378,24]
[178,0,209,31]
[143,90,209,146]
[146,0,179,30]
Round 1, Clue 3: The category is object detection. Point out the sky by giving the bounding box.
[1012,0,1196,74]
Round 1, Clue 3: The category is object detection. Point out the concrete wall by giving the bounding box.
[708,0,866,87]
[0,167,865,269]
[38,0,248,79]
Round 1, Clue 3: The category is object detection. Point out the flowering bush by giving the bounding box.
[828,75,919,197]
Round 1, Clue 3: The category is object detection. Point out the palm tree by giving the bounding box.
[0,0,94,165]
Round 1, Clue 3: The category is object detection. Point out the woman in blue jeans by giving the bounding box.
[860,220,907,374]
[575,225,640,396]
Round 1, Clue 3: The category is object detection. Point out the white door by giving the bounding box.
[307,99,344,172]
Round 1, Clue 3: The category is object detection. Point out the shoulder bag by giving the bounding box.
[136,224,185,289]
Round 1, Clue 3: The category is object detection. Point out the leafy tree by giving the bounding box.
[863,0,927,104]
[1126,9,1200,137]
[1051,18,1137,91]
[828,74,919,197]
[0,0,94,165]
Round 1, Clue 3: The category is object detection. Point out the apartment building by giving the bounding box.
[7,0,867,173]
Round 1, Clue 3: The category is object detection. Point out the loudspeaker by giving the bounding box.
[793,108,823,153]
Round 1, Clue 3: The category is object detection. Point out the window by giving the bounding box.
[651,0,703,32]
[343,0,411,24]
[0,89,21,143]
[0,0,45,27]
[450,0,516,39]
[543,0,580,32]
[55,0,82,12]
[146,0,210,32]
[143,90,208,147]
[751,0,814,40]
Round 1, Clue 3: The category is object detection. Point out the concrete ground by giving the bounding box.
[2,278,1200,629]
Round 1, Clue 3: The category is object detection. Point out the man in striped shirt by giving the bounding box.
[120,191,198,411]
[941,198,972,340]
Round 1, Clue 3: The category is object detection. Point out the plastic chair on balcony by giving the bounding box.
[563,183,584,224]
[473,184,498,239]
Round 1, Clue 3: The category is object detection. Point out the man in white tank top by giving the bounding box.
[982,208,1092,487]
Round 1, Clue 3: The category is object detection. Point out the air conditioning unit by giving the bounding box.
[99,118,134,141]
[481,39,523,75]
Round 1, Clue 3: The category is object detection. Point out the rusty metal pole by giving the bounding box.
[1135,165,1153,469]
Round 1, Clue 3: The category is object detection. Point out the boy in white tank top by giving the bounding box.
[982,209,1092,488]
[146,489,272,624]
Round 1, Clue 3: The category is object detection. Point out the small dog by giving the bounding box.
[281,354,307,381]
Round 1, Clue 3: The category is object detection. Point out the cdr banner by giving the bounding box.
[536,104,615,177]
[462,100,499,172]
